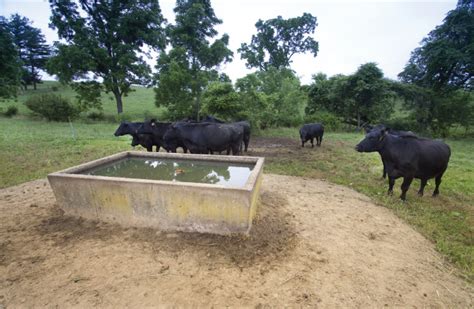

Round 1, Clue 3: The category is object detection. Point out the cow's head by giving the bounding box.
[355,128,388,152]
[114,121,130,136]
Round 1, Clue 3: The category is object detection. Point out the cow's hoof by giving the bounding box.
[417,191,424,197]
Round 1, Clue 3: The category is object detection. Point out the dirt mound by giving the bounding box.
[0,175,472,307]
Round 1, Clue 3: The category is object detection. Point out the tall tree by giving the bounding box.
[308,64,395,128]
[238,13,318,70]
[399,1,473,91]
[345,63,394,127]
[398,1,473,135]
[48,0,166,114]
[154,0,233,120]
[8,14,50,90]
[235,68,306,128]
[0,17,22,99]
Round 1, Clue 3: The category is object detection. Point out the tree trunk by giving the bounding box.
[113,89,123,114]
[32,66,37,90]
[195,94,201,121]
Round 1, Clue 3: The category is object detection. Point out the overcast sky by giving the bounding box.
[1,0,458,84]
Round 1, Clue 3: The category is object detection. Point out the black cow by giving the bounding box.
[355,127,451,201]
[135,119,187,153]
[365,124,417,178]
[114,121,158,152]
[162,122,243,155]
[131,134,155,151]
[202,115,251,152]
[300,123,324,147]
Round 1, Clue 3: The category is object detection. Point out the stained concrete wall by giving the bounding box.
[48,152,264,235]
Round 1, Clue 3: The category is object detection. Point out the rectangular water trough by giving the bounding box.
[47,151,264,235]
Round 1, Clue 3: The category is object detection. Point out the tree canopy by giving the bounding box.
[8,14,50,90]
[154,0,233,120]
[48,0,166,114]
[398,2,473,91]
[0,17,22,100]
[308,63,395,127]
[238,13,319,70]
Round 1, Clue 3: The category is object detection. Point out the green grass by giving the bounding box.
[0,118,134,187]
[1,81,164,121]
[259,128,473,282]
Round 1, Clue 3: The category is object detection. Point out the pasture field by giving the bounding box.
[0,117,472,281]
[1,81,163,121]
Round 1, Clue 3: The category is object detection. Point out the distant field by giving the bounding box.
[1,81,164,121]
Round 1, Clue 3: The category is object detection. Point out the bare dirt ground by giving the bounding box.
[1,172,472,307]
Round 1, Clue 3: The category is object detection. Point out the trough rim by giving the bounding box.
[48,151,264,192]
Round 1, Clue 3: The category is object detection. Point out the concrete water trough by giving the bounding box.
[47,151,264,235]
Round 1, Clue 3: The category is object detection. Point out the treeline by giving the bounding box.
[1,0,472,136]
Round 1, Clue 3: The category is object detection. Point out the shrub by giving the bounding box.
[304,111,343,131]
[25,94,79,121]
[385,116,422,133]
[4,106,18,117]
[87,111,105,121]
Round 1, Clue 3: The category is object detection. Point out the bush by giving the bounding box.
[25,94,79,121]
[87,111,105,121]
[304,111,343,131]
[385,116,422,133]
[4,106,18,117]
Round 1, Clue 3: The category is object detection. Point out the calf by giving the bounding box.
[300,123,324,147]
[355,127,450,201]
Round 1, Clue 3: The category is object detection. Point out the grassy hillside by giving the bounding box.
[1,81,164,121]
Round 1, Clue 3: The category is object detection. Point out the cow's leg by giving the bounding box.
[400,176,414,201]
[183,146,188,153]
[311,138,314,148]
[418,178,428,196]
[146,145,153,152]
[156,145,160,152]
[388,177,396,195]
[433,173,444,196]
[318,135,323,146]
[301,140,305,147]
[244,138,249,152]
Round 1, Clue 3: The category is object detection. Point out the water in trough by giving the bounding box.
[80,157,254,187]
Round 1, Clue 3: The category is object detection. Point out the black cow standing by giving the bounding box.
[365,124,417,178]
[300,123,324,147]
[135,119,187,153]
[161,122,243,155]
[355,127,451,201]
[202,115,251,152]
[114,121,157,152]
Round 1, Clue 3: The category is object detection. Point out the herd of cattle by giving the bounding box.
[114,118,451,201]
[114,116,250,155]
